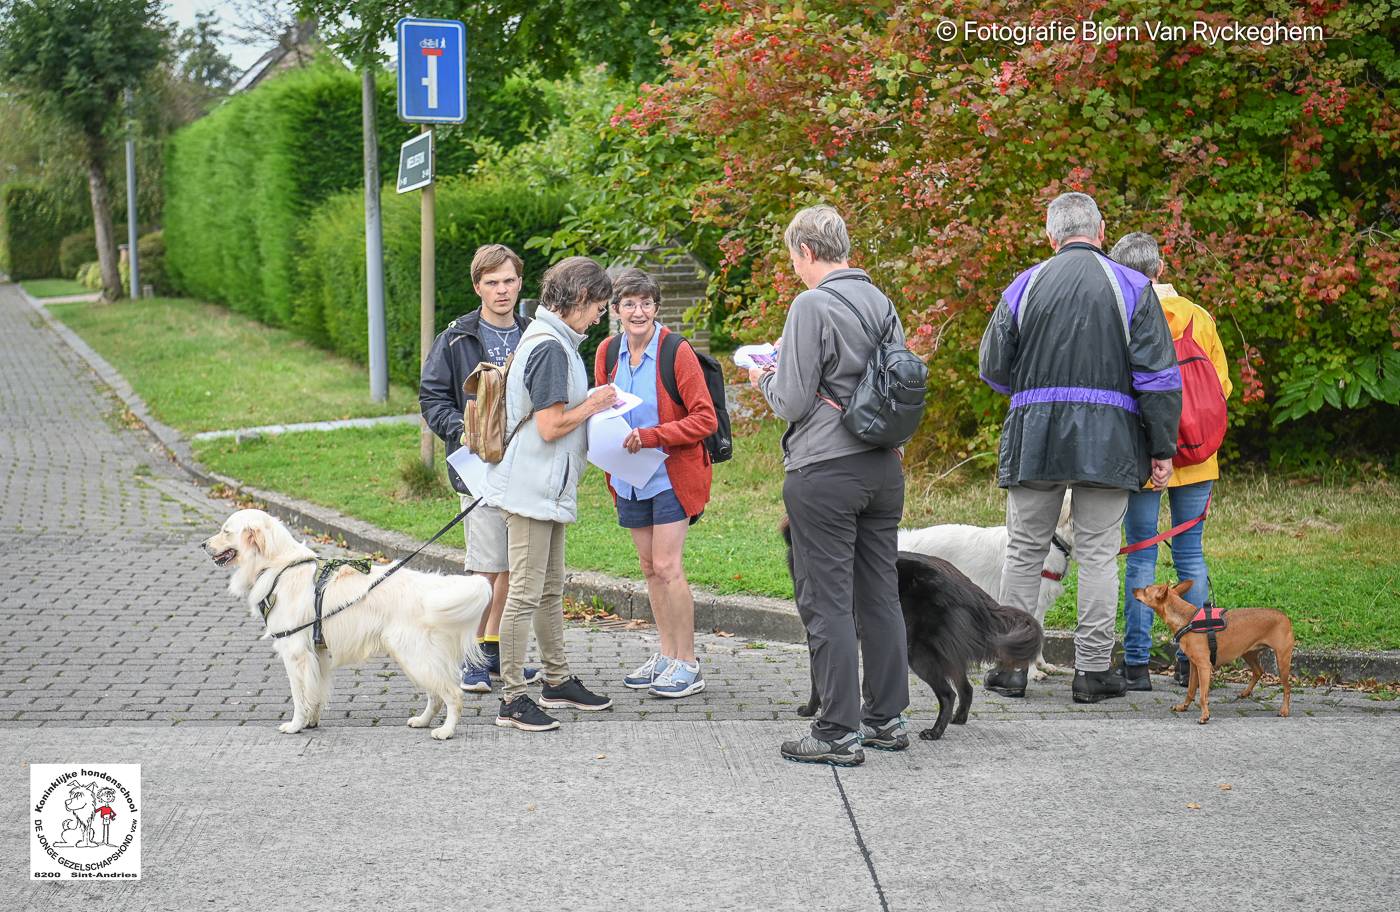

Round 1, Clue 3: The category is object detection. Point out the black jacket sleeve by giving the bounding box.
[978,298,1017,395]
[419,333,464,445]
[1128,287,1182,459]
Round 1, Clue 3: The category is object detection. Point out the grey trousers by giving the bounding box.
[784,449,909,740]
[1001,481,1129,672]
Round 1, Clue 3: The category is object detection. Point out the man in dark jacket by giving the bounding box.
[979,192,1181,703]
[419,243,536,693]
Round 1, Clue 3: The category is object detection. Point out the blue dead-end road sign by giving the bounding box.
[396,17,466,124]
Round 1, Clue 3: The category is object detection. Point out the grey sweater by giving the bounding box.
[759,268,906,470]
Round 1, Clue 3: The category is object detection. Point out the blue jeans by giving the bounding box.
[1122,480,1213,665]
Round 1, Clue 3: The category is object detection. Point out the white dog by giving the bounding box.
[898,492,1074,680]
[204,509,490,740]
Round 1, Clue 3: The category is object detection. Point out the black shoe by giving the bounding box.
[494,695,559,732]
[1113,662,1153,692]
[538,675,613,711]
[984,667,1028,697]
[1072,669,1128,703]
[1173,656,1191,687]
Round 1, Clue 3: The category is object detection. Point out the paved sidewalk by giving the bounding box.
[3,281,1398,910]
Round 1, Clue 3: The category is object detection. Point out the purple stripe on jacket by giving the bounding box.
[1103,258,1151,326]
[1010,386,1140,414]
[980,373,1011,395]
[1132,365,1183,392]
[1000,265,1040,321]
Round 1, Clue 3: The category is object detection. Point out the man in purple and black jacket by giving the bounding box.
[979,192,1182,703]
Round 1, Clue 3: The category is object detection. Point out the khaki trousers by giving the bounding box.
[500,512,572,699]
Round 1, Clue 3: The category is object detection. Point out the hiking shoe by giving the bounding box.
[539,676,613,711]
[459,663,492,693]
[1113,662,1153,692]
[984,666,1028,698]
[1072,669,1128,703]
[494,695,559,732]
[1173,656,1191,687]
[859,718,910,752]
[648,659,705,698]
[624,653,671,689]
[780,731,864,767]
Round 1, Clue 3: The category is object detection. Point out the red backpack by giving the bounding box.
[1172,316,1228,467]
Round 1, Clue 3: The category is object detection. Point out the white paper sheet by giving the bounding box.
[445,445,492,495]
[591,387,642,420]
[733,342,778,370]
[586,413,668,489]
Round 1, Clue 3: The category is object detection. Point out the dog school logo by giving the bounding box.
[30,764,140,880]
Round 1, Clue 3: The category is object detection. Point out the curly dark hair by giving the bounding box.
[539,256,612,317]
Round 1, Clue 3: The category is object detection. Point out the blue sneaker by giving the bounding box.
[649,659,705,698]
[460,663,491,693]
[624,653,671,690]
[484,646,541,684]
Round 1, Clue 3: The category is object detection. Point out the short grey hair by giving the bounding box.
[1109,232,1162,279]
[784,204,851,263]
[1045,192,1102,243]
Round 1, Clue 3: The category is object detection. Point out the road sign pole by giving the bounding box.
[363,68,388,403]
[124,88,139,299]
[419,124,436,468]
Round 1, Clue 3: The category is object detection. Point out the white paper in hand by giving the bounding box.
[591,387,642,420]
[587,414,667,489]
[446,445,492,495]
[733,343,778,370]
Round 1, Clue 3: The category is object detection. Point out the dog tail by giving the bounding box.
[989,604,1043,667]
[423,575,492,666]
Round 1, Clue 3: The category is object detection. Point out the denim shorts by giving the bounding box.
[616,488,688,529]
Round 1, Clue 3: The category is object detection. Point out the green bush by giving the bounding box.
[59,228,96,279]
[77,261,102,291]
[136,229,167,295]
[0,182,84,279]
[163,60,480,326]
[297,175,573,384]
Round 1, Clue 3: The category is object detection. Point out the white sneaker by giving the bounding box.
[624,653,671,690]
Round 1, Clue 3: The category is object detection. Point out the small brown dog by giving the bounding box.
[1132,580,1293,724]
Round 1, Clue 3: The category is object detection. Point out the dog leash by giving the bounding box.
[266,497,484,641]
[1119,490,1213,555]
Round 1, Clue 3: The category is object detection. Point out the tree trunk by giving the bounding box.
[85,131,122,301]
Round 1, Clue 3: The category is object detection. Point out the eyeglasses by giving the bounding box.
[618,299,658,313]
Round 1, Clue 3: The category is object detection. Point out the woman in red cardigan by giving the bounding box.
[594,268,717,698]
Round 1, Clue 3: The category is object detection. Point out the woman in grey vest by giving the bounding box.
[481,257,620,732]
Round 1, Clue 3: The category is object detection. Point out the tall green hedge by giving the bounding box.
[0,182,85,279]
[163,60,474,326]
[299,175,572,384]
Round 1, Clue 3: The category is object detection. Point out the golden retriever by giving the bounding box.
[203,509,490,740]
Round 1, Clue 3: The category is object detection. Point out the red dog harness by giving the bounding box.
[1173,604,1228,667]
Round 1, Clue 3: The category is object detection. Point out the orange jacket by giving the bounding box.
[1153,284,1233,487]
[593,326,717,518]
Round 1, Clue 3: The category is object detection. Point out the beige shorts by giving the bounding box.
[461,495,509,573]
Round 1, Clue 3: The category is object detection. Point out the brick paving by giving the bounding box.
[1,281,1394,736]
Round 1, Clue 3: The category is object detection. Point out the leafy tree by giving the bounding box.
[172,10,238,118]
[0,0,169,299]
[552,0,1400,466]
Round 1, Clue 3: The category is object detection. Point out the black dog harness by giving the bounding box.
[1174,604,1228,666]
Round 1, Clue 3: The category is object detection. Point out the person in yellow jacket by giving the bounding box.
[1109,232,1234,690]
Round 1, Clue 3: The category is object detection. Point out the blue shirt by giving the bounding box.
[612,327,673,500]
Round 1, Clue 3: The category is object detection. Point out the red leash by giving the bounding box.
[1119,490,1212,555]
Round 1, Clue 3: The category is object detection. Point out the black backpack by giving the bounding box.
[817,279,928,449]
[604,332,733,464]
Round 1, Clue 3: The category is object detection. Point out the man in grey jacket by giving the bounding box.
[751,205,909,766]
[979,192,1181,703]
